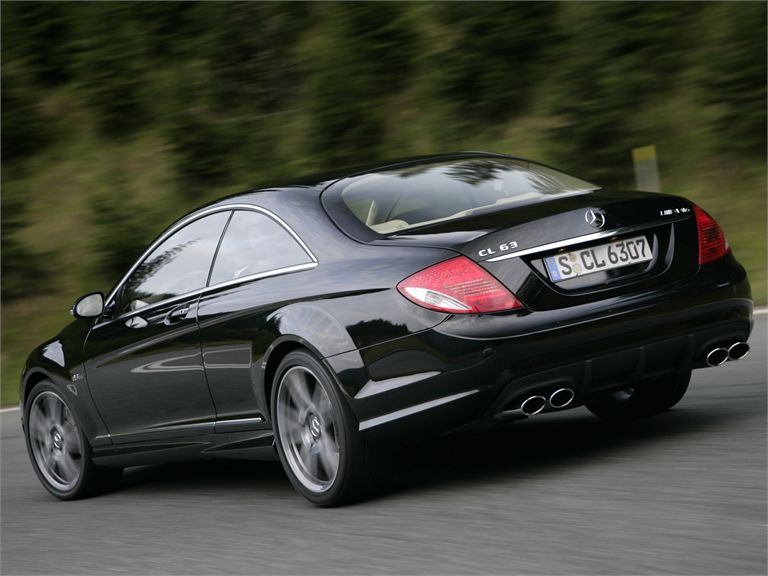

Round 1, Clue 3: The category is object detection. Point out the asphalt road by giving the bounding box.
[2,316,766,575]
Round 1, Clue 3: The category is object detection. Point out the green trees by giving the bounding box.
[301,2,416,164]
[3,1,764,193]
[696,2,767,158]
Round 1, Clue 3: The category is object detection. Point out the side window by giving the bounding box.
[120,212,230,313]
[209,210,313,285]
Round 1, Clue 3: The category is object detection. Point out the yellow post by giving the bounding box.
[631,145,661,192]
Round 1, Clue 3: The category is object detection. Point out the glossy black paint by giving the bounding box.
[84,294,213,443]
[19,153,752,469]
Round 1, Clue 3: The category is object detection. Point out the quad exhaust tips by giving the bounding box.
[706,341,750,366]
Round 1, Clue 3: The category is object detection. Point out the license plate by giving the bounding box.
[544,236,652,282]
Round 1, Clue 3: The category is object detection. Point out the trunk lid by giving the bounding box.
[370,189,699,310]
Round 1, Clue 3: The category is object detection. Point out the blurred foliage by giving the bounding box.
[544,2,694,185]
[0,185,46,300]
[1,1,766,404]
[697,2,767,157]
[1,66,50,161]
[88,172,157,280]
[429,2,556,121]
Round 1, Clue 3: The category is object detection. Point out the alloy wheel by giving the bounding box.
[28,391,83,492]
[276,366,340,493]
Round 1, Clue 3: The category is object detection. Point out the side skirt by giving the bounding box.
[92,429,277,467]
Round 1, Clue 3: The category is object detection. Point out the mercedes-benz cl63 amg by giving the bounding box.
[20,153,752,505]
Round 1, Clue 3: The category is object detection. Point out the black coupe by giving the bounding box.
[20,153,752,505]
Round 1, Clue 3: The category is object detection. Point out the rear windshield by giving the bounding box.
[336,158,597,234]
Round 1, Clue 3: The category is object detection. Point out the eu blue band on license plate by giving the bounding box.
[544,256,562,282]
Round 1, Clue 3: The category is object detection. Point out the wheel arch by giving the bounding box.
[21,368,52,409]
[261,337,331,419]
[21,362,111,446]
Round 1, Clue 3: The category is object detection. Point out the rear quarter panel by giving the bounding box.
[197,191,453,422]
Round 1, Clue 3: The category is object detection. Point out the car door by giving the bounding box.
[196,208,317,432]
[83,211,230,443]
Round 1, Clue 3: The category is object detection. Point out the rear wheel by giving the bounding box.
[586,370,691,422]
[271,350,389,506]
[24,381,122,500]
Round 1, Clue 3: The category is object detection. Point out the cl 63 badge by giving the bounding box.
[478,241,518,258]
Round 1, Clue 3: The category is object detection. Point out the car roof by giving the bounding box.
[216,151,521,201]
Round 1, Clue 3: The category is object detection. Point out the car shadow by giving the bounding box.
[116,403,741,502]
[391,406,723,495]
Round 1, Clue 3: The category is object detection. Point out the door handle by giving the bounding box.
[124,315,148,329]
[164,305,191,325]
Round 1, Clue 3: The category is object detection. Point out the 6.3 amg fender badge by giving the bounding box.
[585,209,606,228]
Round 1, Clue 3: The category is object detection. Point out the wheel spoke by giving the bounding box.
[29,409,48,442]
[307,449,320,479]
[54,399,65,426]
[318,438,339,478]
[317,396,333,423]
[297,441,310,464]
[58,454,78,481]
[282,407,304,441]
[66,438,83,459]
[39,446,53,468]
[38,396,52,423]
[63,422,82,455]
[310,381,323,408]
[287,370,313,411]
[51,458,63,480]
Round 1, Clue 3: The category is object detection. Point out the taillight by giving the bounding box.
[397,256,523,314]
[694,205,729,265]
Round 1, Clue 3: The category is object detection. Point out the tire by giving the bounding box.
[586,370,691,422]
[24,381,123,500]
[271,350,390,506]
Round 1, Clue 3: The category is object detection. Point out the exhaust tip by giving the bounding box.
[521,396,547,416]
[728,341,750,361]
[706,347,729,367]
[549,388,575,409]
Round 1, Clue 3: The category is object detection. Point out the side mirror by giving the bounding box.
[71,292,105,318]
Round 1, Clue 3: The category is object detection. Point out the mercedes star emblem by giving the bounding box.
[585,209,606,228]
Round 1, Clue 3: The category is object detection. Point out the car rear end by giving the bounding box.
[321,154,752,441]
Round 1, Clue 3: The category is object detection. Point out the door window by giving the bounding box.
[119,212,230,313]
[209,210,313,285]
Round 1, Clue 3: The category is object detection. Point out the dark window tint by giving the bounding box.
[209,211,312,286]
[120,212,229,313]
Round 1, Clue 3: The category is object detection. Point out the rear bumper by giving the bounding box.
[326,262,752,443]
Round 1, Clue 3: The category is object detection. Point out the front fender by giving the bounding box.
[21,332,112,447]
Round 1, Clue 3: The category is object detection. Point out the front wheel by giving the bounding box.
[586,370,692,422]
[24,381,122,500]
[271,350,390,506]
